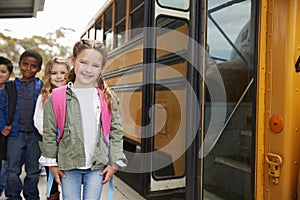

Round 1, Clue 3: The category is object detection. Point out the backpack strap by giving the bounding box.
[97,88,114,200]
[34,77,43,101]
[46,85,67,198]
[5,80,17,125]
[46,173,55,198]
[97,88,112,146]
[51,85,68,143]
[1,81,16,172]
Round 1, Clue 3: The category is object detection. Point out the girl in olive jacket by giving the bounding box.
[39,39,127,200]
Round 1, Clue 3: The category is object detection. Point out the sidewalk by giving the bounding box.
[1,171,145,200]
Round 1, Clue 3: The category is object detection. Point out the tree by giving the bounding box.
[0,27,75,78]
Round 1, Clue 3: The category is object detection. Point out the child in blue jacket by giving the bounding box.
[0,50,43,200]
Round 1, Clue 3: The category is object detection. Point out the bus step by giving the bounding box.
[214,156,251,173]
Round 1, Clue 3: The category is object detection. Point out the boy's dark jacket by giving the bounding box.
[0,81,17,164]
[0,77,43,170]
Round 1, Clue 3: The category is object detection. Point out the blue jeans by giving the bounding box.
[0,160,8,191]
[5,131,42,200]
[61,168,104,200]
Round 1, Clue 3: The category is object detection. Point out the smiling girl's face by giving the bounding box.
[50,63,69,88]
[73,49,103,88]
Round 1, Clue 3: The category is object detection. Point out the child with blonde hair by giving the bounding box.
[39,39,127,200]
[34,56,71,200]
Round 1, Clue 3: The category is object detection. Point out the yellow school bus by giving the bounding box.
[81,0,300,199]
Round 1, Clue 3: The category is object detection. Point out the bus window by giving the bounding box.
[115,0,126,48]
[157,0,189,10]
[104,5,113,51]
[153,16,188,180]
[95,17,103,42]
[203,0,255,199]
[89,27,95,40]
[129,1,144,39]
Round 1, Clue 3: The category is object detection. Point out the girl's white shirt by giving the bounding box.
[72,87,100,168]
[33,95,44,135]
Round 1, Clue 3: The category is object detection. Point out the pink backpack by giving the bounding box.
[51,85,112,145]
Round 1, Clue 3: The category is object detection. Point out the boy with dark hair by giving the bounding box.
[0,56,14,81]
[0,50,43,200]
[0,56,14,196]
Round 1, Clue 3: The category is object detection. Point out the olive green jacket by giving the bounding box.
[39,88,127,170]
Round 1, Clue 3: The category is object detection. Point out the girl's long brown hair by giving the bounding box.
[40,57,71,104]
[67,39,115,112]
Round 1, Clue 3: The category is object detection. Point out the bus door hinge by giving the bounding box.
[266,153,283,184]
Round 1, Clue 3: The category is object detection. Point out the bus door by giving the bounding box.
[141,0,190,198]
[188,0,259,199]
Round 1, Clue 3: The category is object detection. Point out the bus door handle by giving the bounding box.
[266,153,283,184]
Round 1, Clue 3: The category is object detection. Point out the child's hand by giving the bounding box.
[101,164,118,184]
[1,125,11,136]
[49,166,65,186]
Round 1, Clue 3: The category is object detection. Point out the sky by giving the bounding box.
[0,0,107,46]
